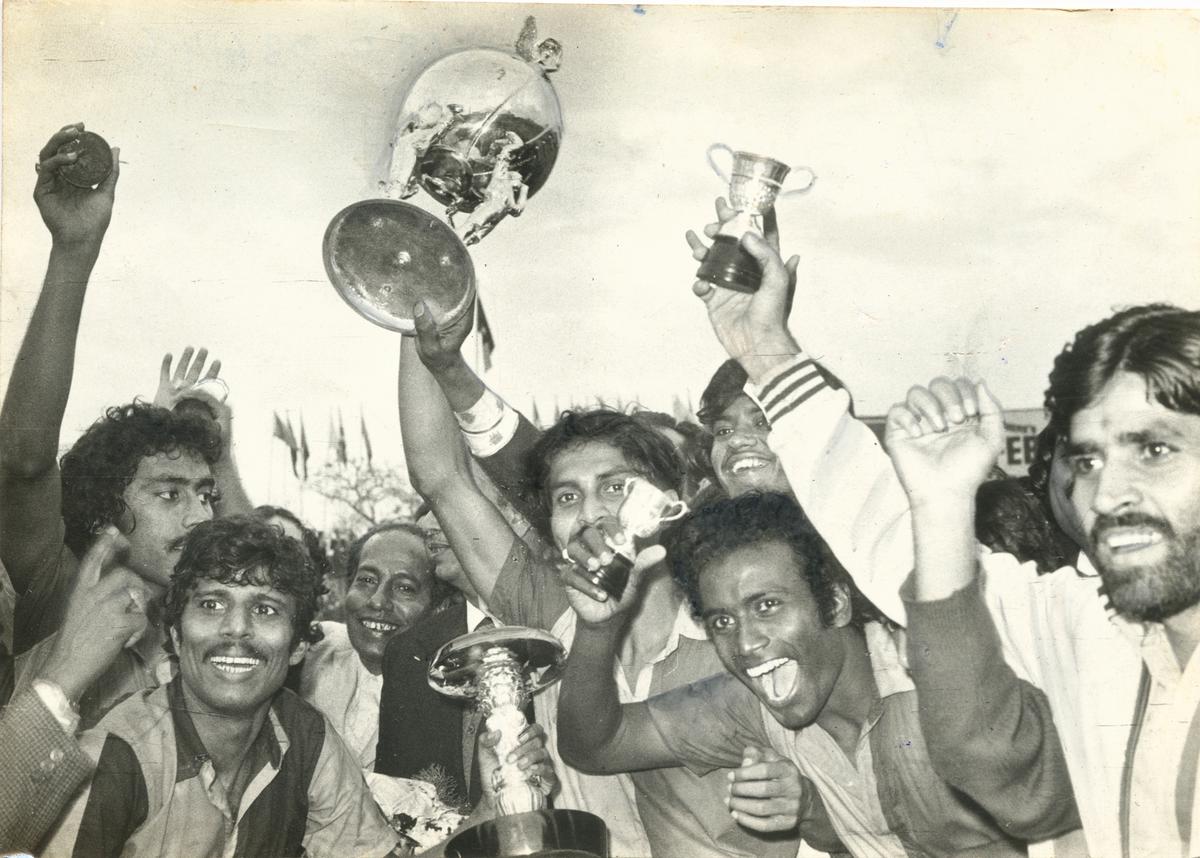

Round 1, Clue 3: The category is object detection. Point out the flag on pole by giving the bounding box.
[299,415,310,481]
[360,409,373,468]
[272,412,299,477]
[336,409,348,466]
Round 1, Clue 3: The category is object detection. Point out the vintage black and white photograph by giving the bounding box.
[2,2,1199,857]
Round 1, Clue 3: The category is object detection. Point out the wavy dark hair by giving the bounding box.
[163,515,327,652]
[527,408,685,529]
[1045,304,1200,439]
[60,402,223,555]
[345,519,455,609]
[665,491,885,629]
[254,505,333,581]
[628,410,715,500]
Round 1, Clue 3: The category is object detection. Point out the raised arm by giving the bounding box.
[885,379,1081,840]
[153,347,253,516]
[0,124,119,595]
[555,549,680,774]
[399,306,521,605]
[411,302,543,524]
[688,203,913,623]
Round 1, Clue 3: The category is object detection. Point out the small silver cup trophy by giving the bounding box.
[429,627,608,857]
[579,477,688,602]
[695,144,816,293]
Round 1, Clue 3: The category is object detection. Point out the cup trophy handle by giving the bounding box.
[779,165,817,198]
[706,143,735,185]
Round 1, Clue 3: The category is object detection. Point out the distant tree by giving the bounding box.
[310,457,421,530]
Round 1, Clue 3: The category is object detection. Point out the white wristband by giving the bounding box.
[455,388,520,457]
[32,679,80,734]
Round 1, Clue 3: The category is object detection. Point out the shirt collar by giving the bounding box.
[168,675,285,782]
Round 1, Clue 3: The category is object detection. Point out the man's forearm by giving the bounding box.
[910,496,978,602]
[429,354,486,414]
[0,243,99,476]
[556,622,624,771]
[906,577,1081,840]
[212,447,254,516]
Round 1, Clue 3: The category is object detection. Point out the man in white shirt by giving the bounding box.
[689,211,1197,857]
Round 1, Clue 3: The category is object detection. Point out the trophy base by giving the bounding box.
[695,234,761,293]
[445,809,608,858]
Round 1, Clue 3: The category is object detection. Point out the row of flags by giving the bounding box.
[270,380,693,481]
[272,408,373,480]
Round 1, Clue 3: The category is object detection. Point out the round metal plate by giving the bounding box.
[322,199,475,334]
[428,626,566,700]
[57,131,113,188]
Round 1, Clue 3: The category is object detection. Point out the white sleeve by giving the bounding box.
[749,354,914,625]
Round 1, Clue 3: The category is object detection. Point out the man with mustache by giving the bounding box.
[396,326,817,858]
[3,126,252,727]
[883,308,1200,858]
[41,515,405,858]
[689,214,1193,853]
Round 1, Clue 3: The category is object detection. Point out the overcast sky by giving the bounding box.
[3,2,1198,527]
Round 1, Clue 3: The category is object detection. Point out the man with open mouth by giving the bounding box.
[557,490,1030,857]
[694,216,1199,855]
[41,515,404,858]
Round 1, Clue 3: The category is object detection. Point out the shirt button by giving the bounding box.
[50,749,65,763]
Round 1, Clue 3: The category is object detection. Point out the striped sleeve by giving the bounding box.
[747,353,914,625]
[745,353,829,424]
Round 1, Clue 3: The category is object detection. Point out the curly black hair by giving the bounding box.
[60,402,223,555]
[1045,304,1200,440]
[163,515,327,651]
[527,408,685,530]
[665,491,885,629]
[254,505,333,581]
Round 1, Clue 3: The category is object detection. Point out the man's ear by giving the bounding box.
[828,582,854,629]
[288,640,310,667]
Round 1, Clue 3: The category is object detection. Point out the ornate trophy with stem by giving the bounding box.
[695,144,815,293]
[323,18,564,335]
[429,628,609,857]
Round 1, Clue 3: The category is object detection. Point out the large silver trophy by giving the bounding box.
[429,627,609,858]
[323,18,564,333]
[695,144,816,293]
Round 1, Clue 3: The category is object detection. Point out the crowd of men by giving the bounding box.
[0,122,1195,858]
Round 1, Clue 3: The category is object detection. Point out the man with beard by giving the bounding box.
[695,210,1190,853]
[883,307,1200,858]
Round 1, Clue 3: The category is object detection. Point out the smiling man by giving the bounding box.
[878,305,1200,858]
[43,515,401,858]
[300,520,452,768]
[4,127,251,729]
[557,491,1029,857]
